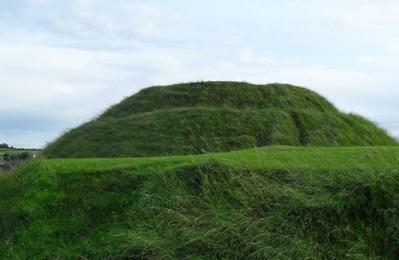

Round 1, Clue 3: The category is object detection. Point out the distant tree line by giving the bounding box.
[0,143,39,151]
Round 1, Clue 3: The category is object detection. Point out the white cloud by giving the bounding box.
[56,1,165,40]
[340,2,399,32]
[26,0,51,6]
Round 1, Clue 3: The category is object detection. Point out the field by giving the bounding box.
[0,148,40,163]
[1,149,19,163]
[1,146,399,258]
[0,148,16,161]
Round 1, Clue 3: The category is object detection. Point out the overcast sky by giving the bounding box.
[0,0,398,148]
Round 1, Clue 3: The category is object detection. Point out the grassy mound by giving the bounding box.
[1,146,399,258]
[43,82,396,158]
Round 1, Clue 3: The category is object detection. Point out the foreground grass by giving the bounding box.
[1,146,399,259]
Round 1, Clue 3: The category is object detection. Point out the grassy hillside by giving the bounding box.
[43,82,397,158]
[2,146,399,258]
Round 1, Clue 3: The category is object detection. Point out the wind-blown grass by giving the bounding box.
[1,146,399,258]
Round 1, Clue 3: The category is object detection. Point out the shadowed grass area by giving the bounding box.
[1,146,399,258]
[43,82,397,158]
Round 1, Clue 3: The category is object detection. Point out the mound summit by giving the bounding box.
[44,81,396,158]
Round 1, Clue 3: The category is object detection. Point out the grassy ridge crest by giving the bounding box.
[2,146,399,258]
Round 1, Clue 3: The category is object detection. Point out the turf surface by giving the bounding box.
[1,146,399,258]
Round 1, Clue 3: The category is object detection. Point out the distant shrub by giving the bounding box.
[3,152,33,162]
[19,152,32,160]
[0,143,9,149]
[2,153,11,161]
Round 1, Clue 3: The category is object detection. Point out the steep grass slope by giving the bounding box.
[43,82,397,158]
[2,146,399,258]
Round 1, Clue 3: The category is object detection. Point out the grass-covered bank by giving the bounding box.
[1,146,399,258]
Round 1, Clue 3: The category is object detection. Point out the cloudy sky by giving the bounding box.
[0,0,398,148]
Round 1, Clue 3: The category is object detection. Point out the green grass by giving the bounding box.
[43,82,397,158]
[2,146,399,258]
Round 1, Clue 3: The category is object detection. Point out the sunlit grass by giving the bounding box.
[1,146,399,258]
